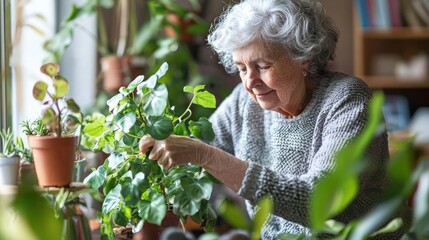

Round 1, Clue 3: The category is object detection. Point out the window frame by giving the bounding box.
[0,0,12,135]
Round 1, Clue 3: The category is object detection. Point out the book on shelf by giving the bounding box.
[388,0,402,27]
[356,0,370,28]
[401,0,424,27]
[356,0,429,29]
[411,0,429,26]
[375,0,391,28]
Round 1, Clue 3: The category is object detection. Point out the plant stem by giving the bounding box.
[174,96,195,124]
[47,91,62,136]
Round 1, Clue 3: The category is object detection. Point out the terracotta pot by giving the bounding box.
[100,56,132,92]
[141,211,181,240]
[165,13,196,42]
[0,156,20,185]
[28,135,78,188]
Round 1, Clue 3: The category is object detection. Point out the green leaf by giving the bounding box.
[40,63,60,77]
[12,183,63,240]
[33,81,48,101]
[193,90,216,109]
[83,117,107,137]
[119,86,132,96]
[317,219,345,236]
[121,172,149,206]
[173,191,200,216]
[107,93,125,112]
[173,122,189,136]
[102,185,122,214]
[277,233,305,240]
[128,75,145,91]
[66,98,80,113]
[252,196,273,240]
[145,116,173,140]
[138,62,169,93]
[182,177,213,201]
[113,206,132,227]
[188,117,215,141]
[53,77,69,98]
[183,85,194,93]
[117,112,137,133]
[218,198,251,230]
[138,191,166,225]
[412,162,429,238]
[143,84,168,116]
[107,152,127,169]
[41,108,56,125]
[84,165,107,190]
[369,218,402,237]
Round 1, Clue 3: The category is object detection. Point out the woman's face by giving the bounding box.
[232,42,309,117]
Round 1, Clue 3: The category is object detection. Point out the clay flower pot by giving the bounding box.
[28,135,78,188]
[100,56,132,92]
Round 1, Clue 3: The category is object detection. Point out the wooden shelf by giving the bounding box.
[361,76,429,89]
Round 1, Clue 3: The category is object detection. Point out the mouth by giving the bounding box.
[255,90,274,98]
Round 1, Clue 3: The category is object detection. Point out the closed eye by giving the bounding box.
[257,65,270,71]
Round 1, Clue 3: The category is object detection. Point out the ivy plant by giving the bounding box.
[83,62,218,239]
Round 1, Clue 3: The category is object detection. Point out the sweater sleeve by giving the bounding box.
[209,84,246,155]
[238,81,389,226]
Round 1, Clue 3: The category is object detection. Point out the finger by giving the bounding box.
[139,136,155,153]
[159,154,174,170]
[148,140,165,160]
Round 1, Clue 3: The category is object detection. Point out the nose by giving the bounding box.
[244,68,262,89]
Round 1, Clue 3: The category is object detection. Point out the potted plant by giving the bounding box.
[83,62,218,239]
[0,128,22,186]
[24,63,83,188]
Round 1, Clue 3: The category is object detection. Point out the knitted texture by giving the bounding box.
[209,72,395,239]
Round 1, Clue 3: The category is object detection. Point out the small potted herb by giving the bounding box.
[0,128,23,185]
[83,62,218,239]
[25,63,82,187]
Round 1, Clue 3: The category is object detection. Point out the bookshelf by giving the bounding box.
[353,1,429,115]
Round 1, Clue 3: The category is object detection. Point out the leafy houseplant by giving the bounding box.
[25,63,82,188]
[83,62,218,239]
[0,128,23,185]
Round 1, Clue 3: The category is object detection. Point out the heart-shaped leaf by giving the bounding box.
[84,166,107,190]
[66,98,80,113]
[53,76,69,98]
[143,84,168,116]
[145,116,173,140]
[138,191,166,225]
[193,90,216,109]
[188,117,215,141]
[40,63,60,77]
[33,81,48,101]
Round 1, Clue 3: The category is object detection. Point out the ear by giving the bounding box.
[301,60,310,72]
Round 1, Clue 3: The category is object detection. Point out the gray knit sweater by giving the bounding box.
[209,72,395,239]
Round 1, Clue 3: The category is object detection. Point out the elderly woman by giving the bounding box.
[140,0,401,238]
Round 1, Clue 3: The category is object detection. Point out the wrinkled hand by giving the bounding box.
[138,135,212,170]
